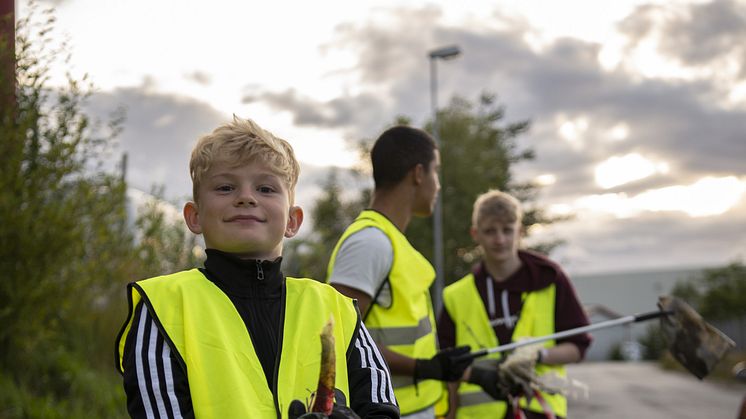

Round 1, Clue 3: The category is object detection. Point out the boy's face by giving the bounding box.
[183,159,303,260]
[470,215,521,266]
[412,150,441,217]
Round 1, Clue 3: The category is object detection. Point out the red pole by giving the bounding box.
[0,0,14,112]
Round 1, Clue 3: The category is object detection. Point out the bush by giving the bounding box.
[638,323,668,361]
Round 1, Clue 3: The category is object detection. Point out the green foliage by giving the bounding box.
[0,3,128,372]
[285,169,367,280]
[0,5,200,417]
[638,323,668,360]
[407,93,563,283]
[0,353,127,419]
[672,260,746,321]
[291,93,567,287]
[607,343,625,361]
[134,186,203,276]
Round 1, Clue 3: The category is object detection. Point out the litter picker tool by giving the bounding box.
[455,296,735,379]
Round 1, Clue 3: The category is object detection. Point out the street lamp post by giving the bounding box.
[428,45,461,314]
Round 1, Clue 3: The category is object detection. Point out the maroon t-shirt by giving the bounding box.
[438,250,592,358]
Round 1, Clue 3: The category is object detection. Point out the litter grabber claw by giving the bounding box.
[454,296,735,380]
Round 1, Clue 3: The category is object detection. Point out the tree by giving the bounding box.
[0,5,200,417]
[407,93,564,283]
[284,169,368,280]
[0,1,127,367]
[292,93,566,286]
[672,260,746,321]
[133,186,204,277]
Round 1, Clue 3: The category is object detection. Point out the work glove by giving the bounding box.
[467,365,509,401]
[287,399,361,419]
[497,345,547,400]
[414,345,472,382]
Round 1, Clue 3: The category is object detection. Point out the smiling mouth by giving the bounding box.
[226,215,264,222]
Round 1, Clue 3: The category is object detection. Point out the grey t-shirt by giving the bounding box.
[330,228,437,419]
[328,227,393,308]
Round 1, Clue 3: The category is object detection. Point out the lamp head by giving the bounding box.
[429,45,461,60]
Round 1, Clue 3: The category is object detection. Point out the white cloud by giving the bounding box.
[30,0,746,275]
[607,122,630,141]
[534,173,556,186]
[557,115,589,149]
[727,81,746,105]
[574,176,746,218]
[594,153,669,189]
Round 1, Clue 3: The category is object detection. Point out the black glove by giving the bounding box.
[467,366,508,401]
[414,345,472,382]
[287,399,361,419]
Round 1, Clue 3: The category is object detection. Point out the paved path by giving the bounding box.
[565,362,746,418]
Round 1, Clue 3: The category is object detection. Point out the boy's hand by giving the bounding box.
[415,346,472,381]
[288,400,361,419]
[467,366,509,400]
[497,346,540,397]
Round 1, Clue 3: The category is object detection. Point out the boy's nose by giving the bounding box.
[235,190,257,207]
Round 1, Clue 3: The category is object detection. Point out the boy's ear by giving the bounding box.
[412,163,425,185]
[183,201,203,235]
[469,225,478,241]
[285,205,304,238]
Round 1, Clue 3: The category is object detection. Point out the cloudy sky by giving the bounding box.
[24,0,746,275]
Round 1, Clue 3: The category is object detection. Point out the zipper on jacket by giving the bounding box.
[272,281,286,417]
[256,260,264,281]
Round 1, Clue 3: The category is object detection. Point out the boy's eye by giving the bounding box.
[258,185,276,194]
[216,185,234,192]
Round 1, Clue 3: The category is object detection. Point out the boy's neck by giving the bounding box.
[483,254,522,282]
[370,189,414,233]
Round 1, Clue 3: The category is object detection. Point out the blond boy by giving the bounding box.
[115,116,399,419]
[439,190,590,419]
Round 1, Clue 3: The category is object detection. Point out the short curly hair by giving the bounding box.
[189,115,300,203]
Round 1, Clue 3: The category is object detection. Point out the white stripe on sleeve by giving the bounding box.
[135,305,156,419]
[359,323,396,404]
[162,342,183,419]
[355,335,380,403]
[148,319,170,419]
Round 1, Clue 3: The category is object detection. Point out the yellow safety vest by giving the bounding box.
[116,269,359,419]
[442,274,567,419]
[327,210,442,415]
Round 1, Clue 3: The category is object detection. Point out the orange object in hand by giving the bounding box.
[311,317,336,415]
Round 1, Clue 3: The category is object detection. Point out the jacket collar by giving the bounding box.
[202,249,284,298]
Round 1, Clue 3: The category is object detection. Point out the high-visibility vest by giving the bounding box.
[442,274,567,419]
[116,269,359,419]
[327,210,442,415]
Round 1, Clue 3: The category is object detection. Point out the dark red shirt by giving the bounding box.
[438,250,592,358]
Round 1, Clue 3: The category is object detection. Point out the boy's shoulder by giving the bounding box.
[286,277,356,300]
[519,249,562,270]
[444,270,478,294]
[135,268,202,286]
[519,249,570,285]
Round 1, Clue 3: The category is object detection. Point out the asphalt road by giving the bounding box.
[565,362,746,419]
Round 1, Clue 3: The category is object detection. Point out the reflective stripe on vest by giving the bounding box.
[442,274,567,419]
[116,270,359,419]
[327,210,442,415]
[366,315,432,346]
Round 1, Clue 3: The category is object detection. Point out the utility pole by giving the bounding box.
[428,45,461,314]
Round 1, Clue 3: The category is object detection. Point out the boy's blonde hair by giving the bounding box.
[472,190,523,227]
[189,116,300,203]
